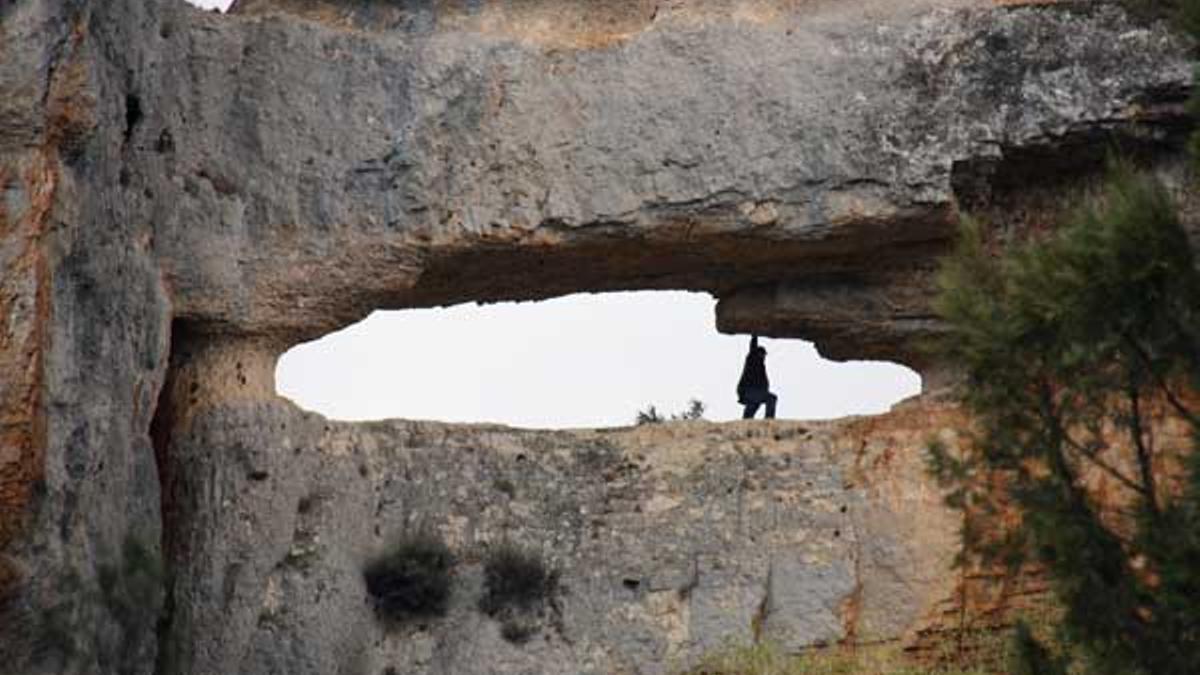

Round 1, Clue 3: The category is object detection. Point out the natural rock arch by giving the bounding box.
[146,0,1187,398]
[272,292,925,426]
[0,0,1192,673]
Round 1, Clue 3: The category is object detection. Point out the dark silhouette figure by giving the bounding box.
[737,335,777,419]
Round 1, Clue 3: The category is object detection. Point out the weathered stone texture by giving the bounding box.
[142,0,1188,369]
[1,1,169,672]
[0,0,1193,673]
[161,396,969,675]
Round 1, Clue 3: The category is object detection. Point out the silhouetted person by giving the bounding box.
[737,335,777,419]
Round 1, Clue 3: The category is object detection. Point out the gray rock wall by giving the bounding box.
[2,2,169,673]
[125,0,1191,366]
[0,1,1192,674]
[161,398,964,675]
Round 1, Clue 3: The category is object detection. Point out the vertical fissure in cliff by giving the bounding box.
[148,319,196,675]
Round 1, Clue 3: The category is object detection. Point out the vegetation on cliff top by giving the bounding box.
[636,399,707,425]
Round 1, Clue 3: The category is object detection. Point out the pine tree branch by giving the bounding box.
[1037,381,1084,499]
[1125,374,1160,516]
[1120,331,1200,428]
[1060,432,1147,498]
[1038,376,1146,497]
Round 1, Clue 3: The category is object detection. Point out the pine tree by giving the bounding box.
[930,164,1200,674]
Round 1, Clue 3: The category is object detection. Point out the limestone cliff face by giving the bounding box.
[114,0,1189,364]
[161,396,970,675]
[0,0,1192,673]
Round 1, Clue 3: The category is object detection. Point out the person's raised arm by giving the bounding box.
[750,335,759,352]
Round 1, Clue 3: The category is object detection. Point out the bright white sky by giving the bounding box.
[277,292,921,428]
[187,0,232,10]
[181,0,920,428]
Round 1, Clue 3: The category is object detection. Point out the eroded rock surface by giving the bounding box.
[0,0,1193,673]
[161,396,966,675]
[137,0,1189,367]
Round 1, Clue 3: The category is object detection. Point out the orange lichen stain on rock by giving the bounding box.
[0,168,8,236]
[438,0,662,50]
[237,0,839,49]
[1,16,94,579]
[0,161,52,601]
[842,399,966,487]
[0,80,63,595]
[45,18,97,158]
[838,576,865,645]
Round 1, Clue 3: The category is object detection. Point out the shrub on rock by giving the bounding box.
[478,543,556,617]
[364,530,454,624]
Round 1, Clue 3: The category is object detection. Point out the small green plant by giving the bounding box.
[636,404,664,425]
[479,543,557,616]
[478,542,558,644]
[674,399,706,421]
[636,399,707,425]
[499,617,538,644]
[364,529,454,624]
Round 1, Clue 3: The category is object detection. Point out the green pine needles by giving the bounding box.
[931,164,1200,675]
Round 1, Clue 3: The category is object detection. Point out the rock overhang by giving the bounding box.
[135,0,1191,383]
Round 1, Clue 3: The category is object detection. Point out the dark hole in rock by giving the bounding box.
[156,128,175,154]
[833,529,841,538]
[249,470,269,481]
[623,578,641,591]
[124,94,143,143]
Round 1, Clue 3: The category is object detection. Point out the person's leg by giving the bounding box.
[743,390,766,419]
[765,393,777,419]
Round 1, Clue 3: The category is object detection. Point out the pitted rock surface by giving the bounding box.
[0,0,1192,673]
[116,0,1190,366]
[162,398,965,675]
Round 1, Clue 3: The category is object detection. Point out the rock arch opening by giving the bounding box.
[275,290,922,428]
[183,0,233,12]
